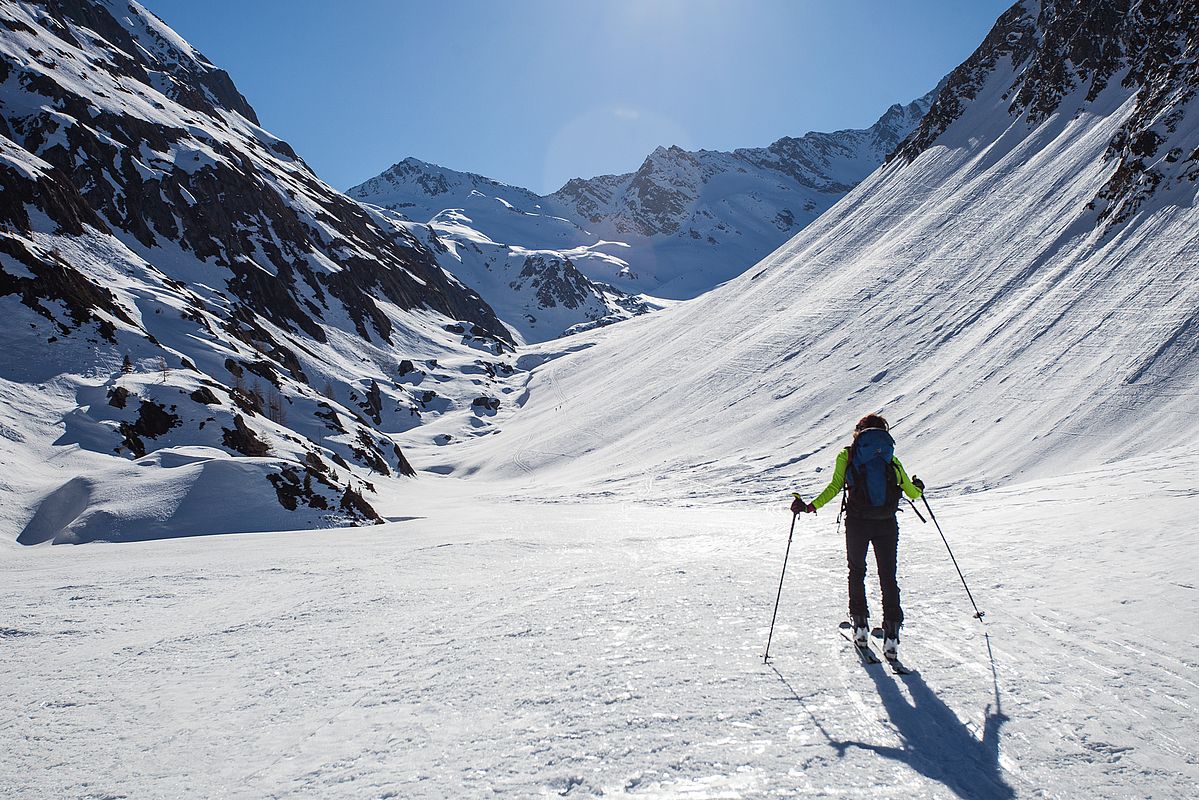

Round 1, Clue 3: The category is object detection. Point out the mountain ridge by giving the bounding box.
[349,90,935,303]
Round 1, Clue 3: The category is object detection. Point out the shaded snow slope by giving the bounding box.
[349,94,933,303]
[441,0,1199,502]
[0,0,521,541]
[3,454,1197,797]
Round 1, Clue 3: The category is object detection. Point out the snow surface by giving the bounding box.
[3,455,1197,798]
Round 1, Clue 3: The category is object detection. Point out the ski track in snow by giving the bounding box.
[3,466,1198,799]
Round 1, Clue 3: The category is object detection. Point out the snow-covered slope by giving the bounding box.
[349,94,934,304]
[0,0,522,541]
[442,0,1199,503]
[398,209,659,344]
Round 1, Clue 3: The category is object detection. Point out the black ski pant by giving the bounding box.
[845,515,902,628]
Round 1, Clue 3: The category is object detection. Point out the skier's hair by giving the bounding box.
[854,414,889,435]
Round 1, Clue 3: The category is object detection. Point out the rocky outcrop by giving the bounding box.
[892,0,1198,231]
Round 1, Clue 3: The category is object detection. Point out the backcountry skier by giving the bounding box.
[792,414,924,659]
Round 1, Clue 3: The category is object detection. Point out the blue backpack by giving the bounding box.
[845,428,902,519]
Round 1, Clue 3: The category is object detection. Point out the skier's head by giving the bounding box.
[854,414,889,437]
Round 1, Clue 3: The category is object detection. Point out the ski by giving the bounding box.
[870,628,914,675]
[838,621,881,664]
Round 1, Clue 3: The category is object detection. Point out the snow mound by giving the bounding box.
[18,447,373,544]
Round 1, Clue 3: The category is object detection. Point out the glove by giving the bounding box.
[912,475,925,491]
[790,496,816,514]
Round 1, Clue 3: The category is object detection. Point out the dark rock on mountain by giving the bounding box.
[515,253,594,310]
[891,5,1038,164]
[118,399,181,458]
[894,0,1197,229]
[222,415,270,458]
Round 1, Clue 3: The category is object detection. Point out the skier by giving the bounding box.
[792,414,924,660]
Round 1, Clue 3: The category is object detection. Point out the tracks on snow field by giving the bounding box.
[2,486,1198,798]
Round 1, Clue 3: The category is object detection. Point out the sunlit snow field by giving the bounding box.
[4,455,1197,799]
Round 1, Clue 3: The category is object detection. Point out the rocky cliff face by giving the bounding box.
[0,0,516,541]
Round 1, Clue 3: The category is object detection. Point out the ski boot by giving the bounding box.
[882,620,901,660]
[851,615,870,648]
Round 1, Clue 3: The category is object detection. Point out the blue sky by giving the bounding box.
[141,0,1013,194]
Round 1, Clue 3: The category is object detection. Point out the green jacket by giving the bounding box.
[810,447,923,511]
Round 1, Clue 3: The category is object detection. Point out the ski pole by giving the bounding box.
[763,495,803,662]
[922,495,986,622]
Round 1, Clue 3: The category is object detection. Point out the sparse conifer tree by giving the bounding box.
[266,386,287,425]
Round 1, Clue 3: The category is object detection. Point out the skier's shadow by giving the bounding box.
[846,637,1013,799]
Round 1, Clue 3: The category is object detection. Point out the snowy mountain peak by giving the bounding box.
[353,87,934,304]
[359,156,539,207]
[644,144,692,163]
[349,163,647,344]
[545,92,937,296]
[869,88,941,151]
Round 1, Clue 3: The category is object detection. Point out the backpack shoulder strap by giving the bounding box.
[838,448,851,523]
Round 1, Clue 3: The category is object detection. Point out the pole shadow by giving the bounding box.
[769,633,1013,799]
[847,634,1013,799]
